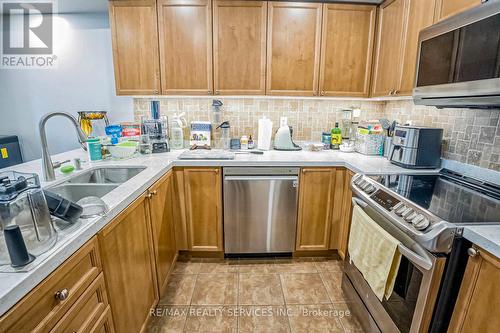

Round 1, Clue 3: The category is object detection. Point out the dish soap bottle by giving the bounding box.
[170,113,187,150]
[331,122,342,150]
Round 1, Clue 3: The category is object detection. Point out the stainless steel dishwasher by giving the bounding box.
[223,167,299,255]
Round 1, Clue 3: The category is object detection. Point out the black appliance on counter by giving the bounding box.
[343,169,500,333]
[0,135,23,169]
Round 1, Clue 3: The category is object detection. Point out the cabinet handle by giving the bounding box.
[388,90,394,96]
[55,288,69,301]
[153,90,159,95]
[467,247,479,257]
[215,90,220,95]
[214,169,219,174]
[394,90,400,95]
[321,91,325,96]
[207,90,213,95]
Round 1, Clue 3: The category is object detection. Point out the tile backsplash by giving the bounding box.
[133,97,500,171]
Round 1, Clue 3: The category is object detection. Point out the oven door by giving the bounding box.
[343,197,447,333]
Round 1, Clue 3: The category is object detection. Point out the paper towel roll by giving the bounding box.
[258,117,273,150]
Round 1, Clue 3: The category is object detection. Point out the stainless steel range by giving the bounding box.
[343,169,500,333]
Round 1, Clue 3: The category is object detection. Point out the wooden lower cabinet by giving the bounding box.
[296,168,344,251]
[183,167,223,251]
[0,237,103,332]
[91,307,116,333]
[148,171,177,297]
[338,170,354,260]
[98,195,158,333]
[448,246,500,333]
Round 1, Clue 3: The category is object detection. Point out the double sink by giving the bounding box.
[48,166,146,202]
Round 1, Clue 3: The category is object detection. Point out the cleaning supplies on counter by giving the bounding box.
[86,138,102,161]
[105,125,122,145]
[257,117,273,151]
[321,132,331,149]
[248,135,255,149]
[331,122,342,150]
[120,122,141,137]
[189,121,212,148]
[170,113,187,150]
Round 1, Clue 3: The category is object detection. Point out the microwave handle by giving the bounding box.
[351,197,434,271]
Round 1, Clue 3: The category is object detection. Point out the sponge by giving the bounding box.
[60,165,75,174]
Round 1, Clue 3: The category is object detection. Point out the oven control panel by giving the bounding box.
[352,175,432,231]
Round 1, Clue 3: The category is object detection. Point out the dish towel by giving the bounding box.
[348,205,402,301]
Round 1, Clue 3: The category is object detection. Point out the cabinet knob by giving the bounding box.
[207,91,213,95]
[394,90,400,95]
[467,247,479,257]
[321,91,325,96]
[55,288,69,301]
[153,90,159,95]
[388,90,394,96]
[215,90,220,95]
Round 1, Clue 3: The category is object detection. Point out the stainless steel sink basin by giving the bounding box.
[65,166,146,184]
[49,183,119,202]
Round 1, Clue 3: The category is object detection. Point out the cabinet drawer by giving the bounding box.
[90,306,115,333]
[50,273,108,333]
[0,237,101,332]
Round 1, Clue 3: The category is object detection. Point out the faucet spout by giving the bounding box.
[39,112,88,182]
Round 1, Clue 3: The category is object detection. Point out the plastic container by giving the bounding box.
[170,113,187,150]
[86,138,102,161]
[241,135,249,149]
[108,141,138,159]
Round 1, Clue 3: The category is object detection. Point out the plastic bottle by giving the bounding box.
[248,135,254,149]
[331,122,342,150]
[170,113,187,150]
[241,135,249,149]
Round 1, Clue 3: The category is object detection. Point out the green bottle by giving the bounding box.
[331,122,342,150]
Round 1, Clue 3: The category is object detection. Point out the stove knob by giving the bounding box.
[391,202,404,211]
[395,205,408,216]
[404,212,418,222]
[413,216,430,231]
[402,208,414,219]
[364,185,376,194]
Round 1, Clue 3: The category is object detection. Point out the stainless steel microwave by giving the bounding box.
[413,1,500,108]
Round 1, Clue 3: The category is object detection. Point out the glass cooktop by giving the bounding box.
[369,170,500,224]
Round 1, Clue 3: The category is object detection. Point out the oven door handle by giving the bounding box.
[397,244,433,271]
[351,196,434,271]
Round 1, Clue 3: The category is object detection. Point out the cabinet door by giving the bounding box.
[437,0,482,21]
[449,246,500,333]
[329,169,346,250]
[266,1,322,96]
[157,0,213,95]
[109,0,160,95]
[319,4,376,97]
[338,170,354,260]
[213,0,267,95]
[148,171,177,297]
[98,196,158,333]
[184,168,223,251]
[399,0,438,95]
[371,0,407,97]
[296,168,336,251]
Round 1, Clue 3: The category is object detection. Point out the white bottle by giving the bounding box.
[241,135,249,149]
[170,113,187,150]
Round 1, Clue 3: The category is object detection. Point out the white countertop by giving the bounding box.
[462,226,500,258]
[0,148,495,316]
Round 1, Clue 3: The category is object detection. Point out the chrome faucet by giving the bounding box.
[39,112,87,181]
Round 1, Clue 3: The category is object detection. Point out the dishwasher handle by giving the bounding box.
[224,175,299,182]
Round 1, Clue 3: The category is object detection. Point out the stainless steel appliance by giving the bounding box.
[413,0,500,108]
[389,126,443,169]
[0,171,57,267]
[343,170,500,333]
[223,167,299,255]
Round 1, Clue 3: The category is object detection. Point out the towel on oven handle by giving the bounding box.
[348,205,402,301]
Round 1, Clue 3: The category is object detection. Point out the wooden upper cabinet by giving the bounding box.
[436,0,482,21]
[448,246,500,333]
[371,0,407,97]
[148,171,177,297]
[184,168,223,251]
[98,195,158,333]
[109,0,160,95]
[296,168,336,251]
[213,0,267,95]
[399,0,438,95]
[266,2,322,96]
[157,0,213,95]
[319,4,376,97]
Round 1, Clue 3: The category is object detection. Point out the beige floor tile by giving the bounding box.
[238,306,291,333]
[191,273,238,305]
[239,274,285,305]
[146,306,187,333]
[274,259,318,274]
[280,274,330,305]
[314,258,343,272]
[198,259,239,274]
[237,259,278,274]
[333,302,366,332]
[184,306,237,333]
[287,305,344,333]
[159,274,197,305]
[321,271,348,302]
[172,261,201,274]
